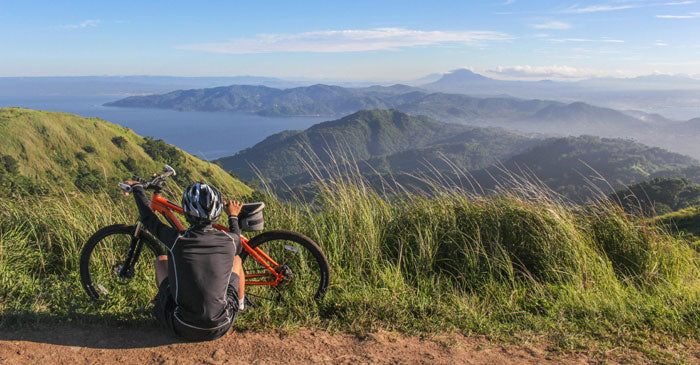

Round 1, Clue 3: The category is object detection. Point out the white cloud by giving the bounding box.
[655,41,670,46]
[563,1,694,14]
[486,65,639,80]
[664,1,695,5]
[486,65,602,79]
[176,28,513,54]
[547,37,624,43]
[656,12,700,18]
[61,19,100,30]
[532,21,571,29]
[562,4,637,13]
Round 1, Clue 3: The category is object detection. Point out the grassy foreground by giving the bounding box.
[1,175,699,359]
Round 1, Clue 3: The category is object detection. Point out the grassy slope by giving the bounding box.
[655,205,700,243]
[0,107,250,196]
[1,172,699,361]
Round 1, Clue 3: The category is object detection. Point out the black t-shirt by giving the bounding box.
[132,185,242,330]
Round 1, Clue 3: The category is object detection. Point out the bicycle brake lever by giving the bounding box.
[118,183,133,193]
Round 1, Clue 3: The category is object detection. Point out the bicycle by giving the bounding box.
[79,165,330,306]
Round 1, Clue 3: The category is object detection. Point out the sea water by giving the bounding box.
[0,95,325,160]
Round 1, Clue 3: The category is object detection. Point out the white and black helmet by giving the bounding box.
[182,183,223,225]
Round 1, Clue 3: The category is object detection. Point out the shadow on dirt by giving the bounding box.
[0,313,183,349]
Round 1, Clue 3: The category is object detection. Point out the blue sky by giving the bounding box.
[1,0,699,80]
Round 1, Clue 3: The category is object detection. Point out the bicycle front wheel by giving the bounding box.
[240,230,330,302]
[80,224,164,302]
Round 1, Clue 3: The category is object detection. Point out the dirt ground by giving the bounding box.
[0,324,693,364]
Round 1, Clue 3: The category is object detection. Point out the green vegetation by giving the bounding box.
[612,177,700,216]
[219,110,699,203]
[655,205,700,245]
[0,107,250,197]
[104,83,632,131]
[217,109,537,184]
[1,166,699,360]
[474,135,698,202]
[106,84,394,117]
[1,107,699,360]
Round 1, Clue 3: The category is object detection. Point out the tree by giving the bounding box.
[111,136,127,149]
[0,155,19,174]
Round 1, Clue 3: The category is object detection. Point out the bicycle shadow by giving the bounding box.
[0,313,184,349]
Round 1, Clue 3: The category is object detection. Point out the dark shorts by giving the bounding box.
[153,274,240,341]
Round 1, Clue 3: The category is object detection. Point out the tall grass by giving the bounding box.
[1,168,699,355]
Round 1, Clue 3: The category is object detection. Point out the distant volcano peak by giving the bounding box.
[442,69,491,81]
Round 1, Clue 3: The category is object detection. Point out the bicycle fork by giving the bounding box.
[118,222,144,280]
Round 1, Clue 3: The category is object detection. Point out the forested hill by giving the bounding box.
[216,109,700,203]
[0,107,251,196]
[103,82,644,131]
[471,136,699,202]
[105,84,410,117]
[611,177,700,216]
[215,109,538,184]
[103,81,700,160]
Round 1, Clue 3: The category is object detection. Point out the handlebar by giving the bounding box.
[118,164,176,193]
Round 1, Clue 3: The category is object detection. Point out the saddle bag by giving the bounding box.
[238,202,265,232]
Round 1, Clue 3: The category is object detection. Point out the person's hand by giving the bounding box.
[225,200,243,216]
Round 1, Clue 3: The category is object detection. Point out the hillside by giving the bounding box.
[0,107,251,196]
[611,178,700,216]
[655,205,700,242]
[472,135,699,201]
[216,110,536,184]
[104,82,700,158]
[361,127,539,176]
[105,84,400,117]
[104,82,644,132]
[216,110,700,202]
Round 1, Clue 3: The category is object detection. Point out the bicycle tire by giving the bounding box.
[240,230,330,301]
[80,224,164,301]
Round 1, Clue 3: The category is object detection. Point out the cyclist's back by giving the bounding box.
[165,225,240,336]
[129,181,244,341]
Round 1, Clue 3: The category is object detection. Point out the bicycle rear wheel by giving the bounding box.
[240,230,330,302]
[80,224,164,302]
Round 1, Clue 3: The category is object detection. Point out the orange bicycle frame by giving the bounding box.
[149,193,284,286]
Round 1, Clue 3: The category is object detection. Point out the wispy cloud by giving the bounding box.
[486,65,604,79]
[655,40,669,46]
[547,37,624,43]
[656,12,700,18]
[562,1,695,13]
[664,1,695,5]
[562,4,637,13]
[176,28,513,54]
[532,21,571,29]
[60,19,100,30]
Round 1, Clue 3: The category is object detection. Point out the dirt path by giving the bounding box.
[0,324,680,364]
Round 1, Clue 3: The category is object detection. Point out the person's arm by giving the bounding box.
[225,200,243,255]
[225,200,246,309]
[126,181,180,249]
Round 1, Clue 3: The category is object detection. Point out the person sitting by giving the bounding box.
[124,180,246,341]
